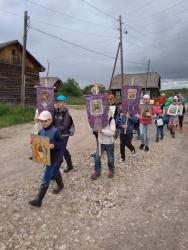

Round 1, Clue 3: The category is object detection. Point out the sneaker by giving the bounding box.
[139,144,145,150]
[156,138,159,142]
[131,150,136,157]
[145,146,149,151]
[118,159,125,163]
[108,171,114,178]
[90,171,100,180]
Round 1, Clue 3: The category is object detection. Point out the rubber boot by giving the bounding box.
[29,185,48,207]
[53,172,64,194]
[64,156,73,173]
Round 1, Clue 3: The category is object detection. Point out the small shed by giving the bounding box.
[40,77,62,92]
[110,72,161,98]
[0,40,45,105]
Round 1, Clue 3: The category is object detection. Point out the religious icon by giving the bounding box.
[140,104,153,120]
[128,89,137,99]
[31,134,51,165]
[90,99,103,116]
[167,105,179,116]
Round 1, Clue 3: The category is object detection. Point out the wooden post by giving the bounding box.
[21,11,28,107]
[119,15,124,93]
[145,59,150,94]
[109,42,120,91]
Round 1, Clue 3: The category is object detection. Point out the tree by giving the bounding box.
[82,84,106,95]
[57,78,82,97]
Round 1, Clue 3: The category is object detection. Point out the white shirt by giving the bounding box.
[98,117,115,145]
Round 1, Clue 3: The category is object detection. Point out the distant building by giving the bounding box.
[40,77,62,92]
[0,40,45,105]
[110,72,161,98]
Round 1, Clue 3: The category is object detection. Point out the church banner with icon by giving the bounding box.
[122,85,142,113]
[37,86,54,115]
[85,94,109,131]
[31,134,51,165]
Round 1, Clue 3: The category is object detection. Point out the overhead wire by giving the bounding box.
[127,0,185,23]
[26,0,116,30]
[80,0,116,20]
[30,26,116,60]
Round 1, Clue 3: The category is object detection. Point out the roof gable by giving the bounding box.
[0,40,45,72]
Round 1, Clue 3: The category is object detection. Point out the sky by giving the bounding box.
[0,0,188,90]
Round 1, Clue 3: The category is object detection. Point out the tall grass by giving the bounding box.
[0,103,35,128]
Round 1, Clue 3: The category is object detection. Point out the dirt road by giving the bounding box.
[0,108,187,250]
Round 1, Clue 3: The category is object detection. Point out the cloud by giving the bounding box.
[1,0,188,88]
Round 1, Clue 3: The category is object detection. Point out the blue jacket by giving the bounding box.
[117,112,138,135]
[154,115,167,128]
[39,124,63,165]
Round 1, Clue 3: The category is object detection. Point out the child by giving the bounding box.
[167,97,179,138]
[154,109,166,142]
[90,108,116,180]
[178,99,185,133]
[139,94,153,151]
[29,111,64,207]
[117,111,137,163]
[54,95,74,173]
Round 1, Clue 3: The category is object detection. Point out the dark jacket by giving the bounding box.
[53,108,71,136]
[118,112,138,135]
[38,124,63,165]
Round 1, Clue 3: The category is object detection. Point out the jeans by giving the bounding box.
[140,123,151,146]
[95,143,114,174]
[120,133,135,161]
[156,126,164,139]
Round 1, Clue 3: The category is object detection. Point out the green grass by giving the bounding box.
[0,103,35,128]
[67,96,85,105]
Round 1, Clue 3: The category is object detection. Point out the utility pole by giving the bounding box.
[145,59,150,94]
[21,10,29,107]
[45,60,50,86]
[119,15,124,92]
[109,42,120,91]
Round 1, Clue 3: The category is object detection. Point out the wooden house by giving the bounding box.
[110,72,161,98]
[0,40,45,105]
[40,77,62,92]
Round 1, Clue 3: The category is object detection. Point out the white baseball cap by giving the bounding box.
[38,110,52,121]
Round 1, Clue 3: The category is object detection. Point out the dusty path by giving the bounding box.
[0,108,187,250]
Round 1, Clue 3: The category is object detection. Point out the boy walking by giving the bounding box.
[90,109,116,180]
[154,109,166,142]
[29,111,64,207]
[117,112,137,163]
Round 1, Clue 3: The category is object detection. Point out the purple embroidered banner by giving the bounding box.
[37,86,54,115]
[85,94,109,131]
[122,85,142,113]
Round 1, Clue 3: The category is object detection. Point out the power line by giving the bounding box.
[27,0,116,30]
[30,18,117,39]
[0,8,116,40]
[31,25,146,66]
[128,0,185,23]
[30,26,116,59]
[80,0,116,20]
[124,0,155,17]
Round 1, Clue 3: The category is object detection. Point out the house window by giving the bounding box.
[10,49,20,65]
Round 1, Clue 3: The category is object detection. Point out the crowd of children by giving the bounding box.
[29,93,186,207]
